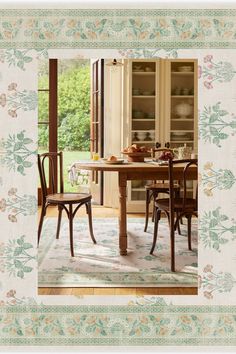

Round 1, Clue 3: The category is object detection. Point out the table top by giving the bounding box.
[73,160,197,173]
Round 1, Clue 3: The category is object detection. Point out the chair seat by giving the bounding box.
[145,183,179,191]
[46,193,91,204]
[155,197,197,211]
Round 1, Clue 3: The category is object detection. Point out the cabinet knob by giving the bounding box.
[155,142,161,148]
[165,142,170,148]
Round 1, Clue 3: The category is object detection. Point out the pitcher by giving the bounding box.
[173,145,192,159]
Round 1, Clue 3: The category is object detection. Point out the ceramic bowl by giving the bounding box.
[178,66,193,72]
[133,110,143,118]
[144,67,153,72]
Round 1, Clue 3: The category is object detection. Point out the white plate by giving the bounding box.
[103,159,124,164]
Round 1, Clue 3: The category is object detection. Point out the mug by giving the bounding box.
[173,146,192,159]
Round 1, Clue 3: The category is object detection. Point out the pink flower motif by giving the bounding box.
[8,188,17,196]
[0,199,6,212]
[204,291,213,299]
[208,75,213,80]
[204,55,213,63]
[8,83,17,91]
[6,289,16,298]
[204,81,213,89]
[8,109,17,118]
[0,93,6,107]
[203,264,213,273]
[8,214,17,222]
[198,65,202,79]
[207,64,213,69]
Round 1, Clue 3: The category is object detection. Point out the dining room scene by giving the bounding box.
[37,57,198,296]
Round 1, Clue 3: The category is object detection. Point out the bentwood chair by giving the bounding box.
[144,148,181,233]
[38,152,96,257]
[150,158,198,272]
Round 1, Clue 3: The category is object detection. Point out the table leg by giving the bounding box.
[119,172,127,255]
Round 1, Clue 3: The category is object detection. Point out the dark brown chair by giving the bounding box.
[38,152,96,257]
[144,148,180,232]
[150,158,198,272]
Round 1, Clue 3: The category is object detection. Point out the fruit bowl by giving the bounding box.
[122,151,151,162]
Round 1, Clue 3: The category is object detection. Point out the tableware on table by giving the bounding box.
[173,145,192,159]
[92,152,99,161]
[102,158,124,165]
[122,151,151,162]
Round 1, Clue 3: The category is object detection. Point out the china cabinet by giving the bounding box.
[123,58,198,212]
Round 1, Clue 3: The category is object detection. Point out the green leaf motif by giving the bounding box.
[1,130,36,175]
[200,207,236,252]
[199,102,236,147]
[13,247,23,256]
[2,235,36,279]
[202,163,236,196]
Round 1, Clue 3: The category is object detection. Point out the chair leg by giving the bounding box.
[186,214,192,251]
[151,191,158,222]
[56,205,63,239]
[176,212,181,235]
[38,205,46,246]
[69,204,74,257]
[150,208,161,254]
[144,190,150,232]
[86,202,96,244]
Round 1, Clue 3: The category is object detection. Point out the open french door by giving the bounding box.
[38,59,58,204]
[90,59,104,205]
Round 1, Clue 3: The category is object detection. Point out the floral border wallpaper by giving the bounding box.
[1,8,236,347]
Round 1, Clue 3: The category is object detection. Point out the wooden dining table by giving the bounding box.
[73,160,198,260]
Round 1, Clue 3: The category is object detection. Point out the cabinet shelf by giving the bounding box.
[132,140,155,144]
[170,140,194,143]
[132,118,155,121]
[132,72,155,75]
[171,72,194,75]
[171,130,194,132]
[171,118,193,121]
[132,129,155,132]
[171,95,194,98]
[132,95,155,98]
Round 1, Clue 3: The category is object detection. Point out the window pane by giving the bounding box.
[38,91,49,123]
[57,59,91,192]
[38,124,49,151]
[38,60,49,90]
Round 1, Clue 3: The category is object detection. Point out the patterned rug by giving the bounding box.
[38,217,198,287]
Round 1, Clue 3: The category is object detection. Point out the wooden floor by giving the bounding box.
[38,206,198,296]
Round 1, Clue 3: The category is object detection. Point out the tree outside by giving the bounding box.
[38,59,91,192]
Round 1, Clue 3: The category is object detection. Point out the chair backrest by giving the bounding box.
[168,158,198,212]
[38,152,64,202]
